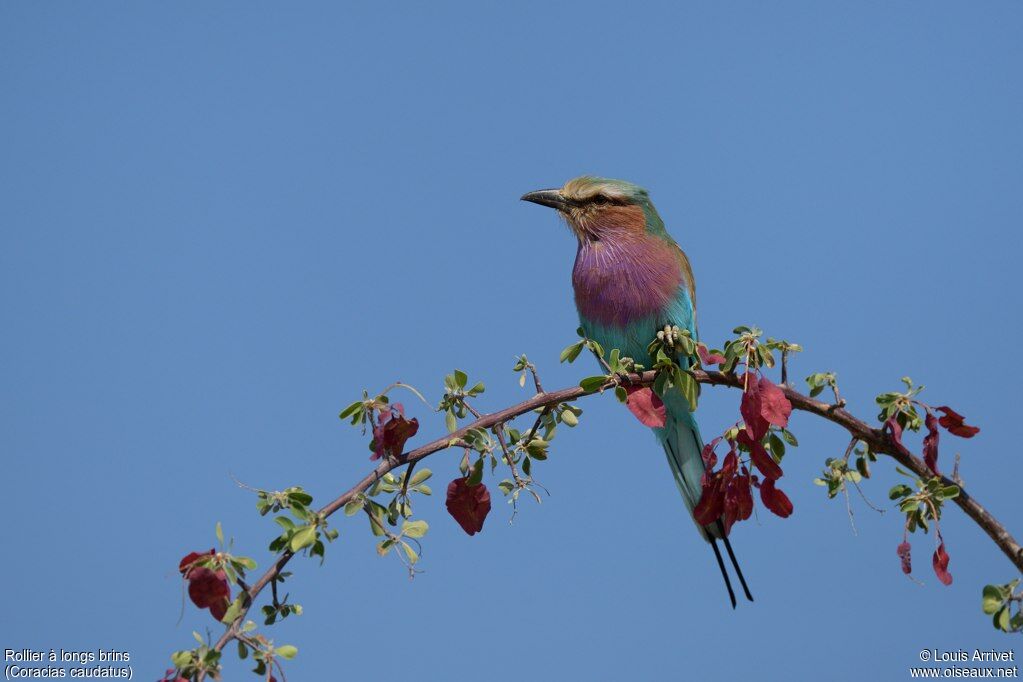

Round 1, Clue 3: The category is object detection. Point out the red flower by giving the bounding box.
[883,417,913,458]
[694,474,725,527]
[935,406,979,438]
[370,403,419,461]
[178,549,214,577]
[932,542,953,586]
[722,471,754,532]
[178,550,231,622]
[759,478,793,518]
[445,478,491,535]
[697,345,726,366]
[736,429,782,481]
[897,541,912,575]
[740,374,792,440]
[624,386,667,428]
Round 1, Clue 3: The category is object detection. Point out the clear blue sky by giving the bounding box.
[2,2,1020,680]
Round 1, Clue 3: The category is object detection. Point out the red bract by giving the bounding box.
[445,478,491,535]
[370,403,419,461]
[757,377,792,430]
[935,406,980,438]
[624,386,667,428]
[158,669,188,682]
[923,412,940,475]
[694,476,725,526]
[178,549,214,576]
[701,436,722,471]
[740,375,792,440]
[179,549,230,622]
[759,478,793,518]
[737,429,782,481]
[722,472,754,532]
[697,345,726,366]
[187,567,231,620]
[932,542,953,586]
[897,541,912,574]
[884,417,912,458]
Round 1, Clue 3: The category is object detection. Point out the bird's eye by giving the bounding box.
[592,194,610,205]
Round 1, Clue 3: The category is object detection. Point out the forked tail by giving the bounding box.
[660,402,754,608]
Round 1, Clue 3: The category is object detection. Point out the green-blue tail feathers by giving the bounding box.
[658,393,754,608]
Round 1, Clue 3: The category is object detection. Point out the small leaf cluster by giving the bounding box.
[267,489,339,562]
[347,468,433,572]
[813,442,874,499]
[889,471,960,534]
[876,376,925,432]
[209,523,259,586]
[720,326,769,372]
[338,389,391,431]
[438,369,485,432]
[170,635,221,682]
[647,328,698,409]
[805,372,839,400]
[255,486,313,517]
[578,348,645,394]
[814,457,863,499]
[375,519,428,568]
[982,580,1023,633]
[355,467,433,525]
[235,621,297,680]
[260,573,302,626]
[560,327,606,364]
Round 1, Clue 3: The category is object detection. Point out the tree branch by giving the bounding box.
[200,368,1022,673]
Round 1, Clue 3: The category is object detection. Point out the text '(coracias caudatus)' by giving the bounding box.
[522,176,753,608]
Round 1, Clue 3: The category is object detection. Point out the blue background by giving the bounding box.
[2,2,1020,680]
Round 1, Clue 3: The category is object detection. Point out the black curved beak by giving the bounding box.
[521,189,571,212]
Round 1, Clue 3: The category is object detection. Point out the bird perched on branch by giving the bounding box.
[522,176,753,608]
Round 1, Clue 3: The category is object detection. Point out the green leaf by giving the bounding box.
[344,498,364,516]
[339,400,363,420]
[676,369,699,411]
[454,369,468,389]
[275,645,298,660]
[215,521,224,545]
[220,596,244,624]
[288,491,314,506]
[171,651,192,669]
[234,556,257,570]
[402,519,429,538]
[560,341,585,363]
[467,457,484,486]
[446,410,457,433]
[274,516,296,531]
[289,526,317,552]
[982,585,1006,614]
[409,468,432,486]
[401,541,419,565]
[941,485,960,500]
[579,376,608,392]
[994,606,1011,632]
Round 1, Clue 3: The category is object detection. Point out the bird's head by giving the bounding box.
[521,176,666,243]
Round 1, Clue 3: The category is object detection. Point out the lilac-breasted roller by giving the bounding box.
[522,176,753,608]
